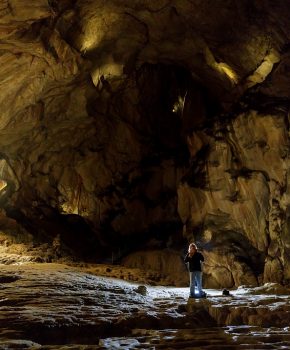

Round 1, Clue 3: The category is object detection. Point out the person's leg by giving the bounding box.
[189,272,195,296]
[195,271,203,294]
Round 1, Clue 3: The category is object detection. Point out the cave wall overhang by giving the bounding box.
[0,0,289,287]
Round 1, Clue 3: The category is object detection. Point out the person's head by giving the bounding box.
[188,243,197,253]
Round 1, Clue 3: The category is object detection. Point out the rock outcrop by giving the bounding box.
[0,0,289,286]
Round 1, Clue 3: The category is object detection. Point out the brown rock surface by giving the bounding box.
[0,263,288,348]
[0,0,289,289]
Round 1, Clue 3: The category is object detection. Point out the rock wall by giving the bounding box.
[178,109,289,287]
[0,0,289,287]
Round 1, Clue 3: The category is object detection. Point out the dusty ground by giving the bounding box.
[0,263,289,349]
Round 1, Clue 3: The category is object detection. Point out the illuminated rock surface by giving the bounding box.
[0,0,288,289]
[0,263,288,349]
[0,0,290,330]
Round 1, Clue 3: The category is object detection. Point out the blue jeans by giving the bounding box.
[189,271,203,296]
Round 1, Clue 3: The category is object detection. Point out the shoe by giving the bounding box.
[191,292,207,299]
[197,292,207,298]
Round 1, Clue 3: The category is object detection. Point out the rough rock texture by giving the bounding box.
[178,110,289,288]
[0,0,289,287]
[0,263,289,349]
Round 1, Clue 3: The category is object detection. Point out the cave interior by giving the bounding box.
[0,0,290,348]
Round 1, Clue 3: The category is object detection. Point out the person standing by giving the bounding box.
[184,243,205,298]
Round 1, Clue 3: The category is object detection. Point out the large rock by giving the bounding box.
[178,111,288,286]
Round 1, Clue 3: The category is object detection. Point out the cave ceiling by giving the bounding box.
[0,0,289,287]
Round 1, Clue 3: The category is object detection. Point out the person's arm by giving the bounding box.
[199,252,205,262]
[184,253,189,262]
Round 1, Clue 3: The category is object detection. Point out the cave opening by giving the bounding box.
[136,62,221,149]
[91,62,223,264]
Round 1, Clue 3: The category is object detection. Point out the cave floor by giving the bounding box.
[0,263,289,349]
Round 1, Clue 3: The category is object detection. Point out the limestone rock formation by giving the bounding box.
[0,0,289,287]
[0,263,289,348]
